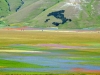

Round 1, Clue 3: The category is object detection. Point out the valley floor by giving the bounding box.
[0,29,100,75]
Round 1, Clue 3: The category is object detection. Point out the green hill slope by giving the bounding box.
[0,0,10,17]
[0,0,100,29]
[30,0,100,29]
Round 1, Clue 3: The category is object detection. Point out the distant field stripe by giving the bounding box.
[0,50,49,53]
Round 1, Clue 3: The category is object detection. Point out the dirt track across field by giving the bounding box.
[1,28,100,33]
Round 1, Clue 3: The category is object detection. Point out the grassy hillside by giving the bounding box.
[5,0,62,23]
[30,0,100,29]
[0,0,100,29]
[0,0,9,17]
